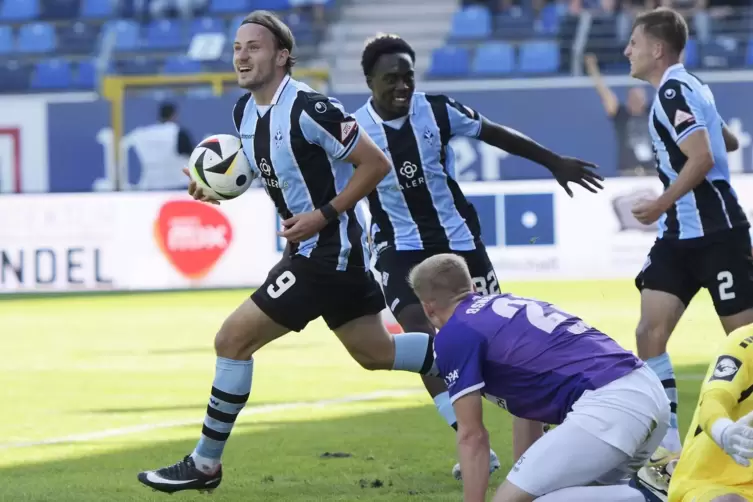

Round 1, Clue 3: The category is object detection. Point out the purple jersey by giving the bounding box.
[434,293,643,425]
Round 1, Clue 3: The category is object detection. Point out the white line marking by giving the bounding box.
[0,388,425,450]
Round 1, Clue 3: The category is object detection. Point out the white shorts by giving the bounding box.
[506,365,671,496]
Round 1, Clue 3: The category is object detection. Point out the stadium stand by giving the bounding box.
[0,0,751,93]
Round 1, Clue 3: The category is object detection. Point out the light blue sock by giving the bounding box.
[193,357,253,470]
[646,353,682,451]
[392,332,433,374]
[433,391,458,429]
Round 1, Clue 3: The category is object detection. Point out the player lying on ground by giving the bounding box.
[137,11,450,494]
[407,253,671,502]
[354,33,604,479]
[623,7,753,473]
[645,323,753,502]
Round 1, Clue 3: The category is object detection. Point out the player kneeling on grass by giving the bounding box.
[407,253,671,502]
[658,323,753,502]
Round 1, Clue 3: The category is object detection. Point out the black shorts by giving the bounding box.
[252,255,385,332]
[635,227,753,316]
[376,243,499,318]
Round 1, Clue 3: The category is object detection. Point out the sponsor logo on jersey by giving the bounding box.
[154,200,232,279]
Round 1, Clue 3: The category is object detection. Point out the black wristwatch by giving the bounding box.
[320,202,339,222]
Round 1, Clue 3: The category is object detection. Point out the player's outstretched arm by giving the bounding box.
[477,119,604,197]
[454,391,490,502]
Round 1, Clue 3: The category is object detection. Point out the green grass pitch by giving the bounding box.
[0,280,720,501]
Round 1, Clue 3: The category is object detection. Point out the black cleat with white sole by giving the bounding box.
[138,455,222,494]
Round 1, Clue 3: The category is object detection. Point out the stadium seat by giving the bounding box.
[747,39,753,66]
[683,39,699,68]
[58,21,100,55]
[700,38,743,69]
[209,0,249,14]
[118,56,159,75]
[107,20,141,51]
[163,55,202,74]
[74,59,97,89]
[286,13,314,46]
[17,22,57,53]
[81,0,115,18]
[496,15,535,39]
[191,17,225,36]
[0,26,12,55]
[536,4,561,35]
[427,45,471,78]
[253,0,291,10]
[31,59,72,89]
[0,0,40,21]
[41,0,80,20]
[450,6,492,40]
[472,41,515,75]
[145,19,185,50]
[0,60,31,91]
[518,40,559,73]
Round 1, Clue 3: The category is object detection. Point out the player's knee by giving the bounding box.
[214,316,255,359]
[351,351,391,371]
[635,317,670,351]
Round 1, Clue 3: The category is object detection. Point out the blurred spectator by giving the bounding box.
[585,53,654,176]
[129,102,194,191]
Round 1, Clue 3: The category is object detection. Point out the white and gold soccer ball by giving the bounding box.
[188,134,253,201]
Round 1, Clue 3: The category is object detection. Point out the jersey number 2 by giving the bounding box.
[267,271,296,299]
[718,271,736,301]
[491,295,589,335]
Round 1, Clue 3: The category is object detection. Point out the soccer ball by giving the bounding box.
[188,134,253,201]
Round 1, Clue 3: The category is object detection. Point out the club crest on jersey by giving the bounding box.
[710,355,742,382]
[674,110,695,128]
[424,126,434,146]
[340,119,357,144]
[259,158,272,175]
[274,127,283,149]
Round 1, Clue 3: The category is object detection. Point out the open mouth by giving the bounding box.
[394,96,410,105]
[237,66,252,74]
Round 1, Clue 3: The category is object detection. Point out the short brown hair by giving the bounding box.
[633,7,688,56]
[242,10,297,74]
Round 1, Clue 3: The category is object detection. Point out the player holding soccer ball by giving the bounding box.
[407,253,670,502]
[622,8,753,490]
[354,33,604,478]
[137,11,451,494]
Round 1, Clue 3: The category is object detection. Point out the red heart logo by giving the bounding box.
[154,200,233,279]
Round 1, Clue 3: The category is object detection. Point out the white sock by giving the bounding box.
[536,485,645,502]
[190,451,221,474]
[433,392,458,428]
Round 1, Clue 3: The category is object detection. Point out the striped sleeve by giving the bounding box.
[656,79,706,145]
[298,94,361,161]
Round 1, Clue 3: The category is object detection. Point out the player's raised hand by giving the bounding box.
[278,210,328,243]
[548,156,604,197]
[182,167,219,205]
[716,411,753,466]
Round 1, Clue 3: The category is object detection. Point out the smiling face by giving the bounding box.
[233,23,285,91]
[624,24,659,82]
[367,52,416,120]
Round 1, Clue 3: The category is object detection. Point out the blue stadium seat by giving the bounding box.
[145,19,185,50]
[427,45,470,77]
[536,4,560,35]
[17,22,56,53]
[450,6,492,40]
[700,38,743,69]
[747,39,753,66]
[81,0,114,18]
[209,0,249,14]
[31,59,72,89]
[58,21,100,55]
[254,0,290,10]
[683,39,699,68]
[0,26,12,55]
[0,60,30,91]
[74,59,97,89]
[496,15,535,39]
[119,56,159,75]
[163,55,202,74]
[286,13,314,46]
[472,42,515,75]
[41,0,80,20]
[191,17,225,36]
[1,0,40,21]
[107,20,140,51]
[518,40,559,73]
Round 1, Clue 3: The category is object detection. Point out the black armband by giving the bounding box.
[320,203,339,222]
